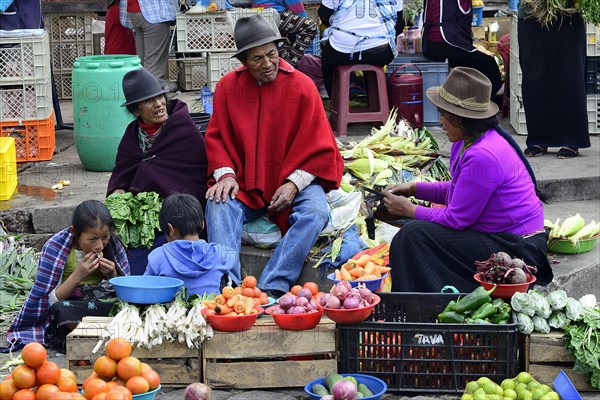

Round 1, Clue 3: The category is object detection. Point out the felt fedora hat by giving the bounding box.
[233,14,284,57]
[121,68,168,107]
[425,67,499,119]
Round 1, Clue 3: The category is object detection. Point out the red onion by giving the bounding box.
[279,293,296,309]
[287,305,307,314]
[296,296,309,308]
[325,295,342,309]
[298,288,313,300]
[184,383,211,400]
[332,282,349,301]
[332,379,357,400]
[319,293,330,307]
[358,287,374,303]
[269,305,286,314]
[343,296,360,309]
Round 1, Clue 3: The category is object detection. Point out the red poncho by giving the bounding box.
[205,59,344,232]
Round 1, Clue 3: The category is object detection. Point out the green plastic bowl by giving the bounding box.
[548,235,599,254]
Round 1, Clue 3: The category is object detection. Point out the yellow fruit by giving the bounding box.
[517,372,533,384]
[207,2,218,12]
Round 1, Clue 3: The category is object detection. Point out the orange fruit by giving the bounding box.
[57,377,78,393]
[12,365,37,389]
[241,287,254,298]
[48,393,73,400]
[140,363,152,374]
[59,370,76,383]
[13,389,36,400]
[140,370,160,391]
[91,394,107,400]
[303,281,319,296]
[83,379,108,400]
[104,389,130,400]
[21,343,47,369]
[35,384,60,400]
[125,377,148,395]
[116,357,142,381]
[0,379,19,400]
[36,361,61,386]
[3,375,12,381]
[82,373,100,389]
[93,356,117,379]
[108,386,132,400]
[105,339,132,362]
[253,287,262,297]
[290,285,303,296]
[242,275,257,289]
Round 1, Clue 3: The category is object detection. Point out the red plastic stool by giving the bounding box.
[329,64,390,137]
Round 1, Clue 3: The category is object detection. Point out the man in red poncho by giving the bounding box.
[204,14,344,297]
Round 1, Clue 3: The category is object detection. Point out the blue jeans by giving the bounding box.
[205,183,328,292]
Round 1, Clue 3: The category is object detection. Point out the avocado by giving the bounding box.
[311,383,330,396]
[358,383,374,396]
[324,374,344,391]
[344,376,358,388]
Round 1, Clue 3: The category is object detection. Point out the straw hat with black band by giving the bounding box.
[425,67,499,120]
[232,14,285,58]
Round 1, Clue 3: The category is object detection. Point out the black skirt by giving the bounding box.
[518,14,591,149]
[389,220,553,293]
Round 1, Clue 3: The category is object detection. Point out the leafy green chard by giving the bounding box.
[563,307,600,388]
[105,191,163,248]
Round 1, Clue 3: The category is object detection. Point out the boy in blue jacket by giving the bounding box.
[144,193,236,296]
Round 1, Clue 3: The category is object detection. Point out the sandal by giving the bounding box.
[557,147,579,159]
[524,145,547,157]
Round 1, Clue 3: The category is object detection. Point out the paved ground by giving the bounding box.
[1,91,599,399]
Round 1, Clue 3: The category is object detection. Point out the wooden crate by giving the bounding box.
[66,317,201,387]
[525,332,598,391]
[202,316,337,389]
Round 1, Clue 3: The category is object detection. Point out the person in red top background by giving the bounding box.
[104,0,136,55]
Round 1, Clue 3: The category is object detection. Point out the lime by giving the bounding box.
[537,384,551,394]
[539,396,551,400]
[501,379,517,391]
[473,391,488,400]
[522,393,533,400]
[517,372,534,384]
[546,392,559,400]
[483,382,499,395]
[461,394,474,400]
[531,387,546,400]
[478,377,493,387]
[487,395,503,400]
[465,381,480,394]
[527,381,540,391]
[496,385,505,396]
[474,388,487,398]
[504,388,518,400]
[516,382,528,393]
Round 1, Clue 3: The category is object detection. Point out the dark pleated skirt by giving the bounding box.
[518,15,591,149]
[389,220,553,293]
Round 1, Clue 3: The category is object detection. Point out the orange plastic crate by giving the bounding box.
[0,111,55,162]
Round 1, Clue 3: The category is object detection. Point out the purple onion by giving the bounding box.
[278,293,296,310]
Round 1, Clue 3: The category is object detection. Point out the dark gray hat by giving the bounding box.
[233,14,284,57]
[121,68,168,107]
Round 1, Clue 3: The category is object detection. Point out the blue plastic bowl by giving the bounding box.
[110,276,184,304]
[304,373,387,400]
[327,273,388,292]
[132,384,161,400]
[552,370,582,400]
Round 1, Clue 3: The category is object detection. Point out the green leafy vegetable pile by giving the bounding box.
[563,307,600,389]
[105,192,163,249]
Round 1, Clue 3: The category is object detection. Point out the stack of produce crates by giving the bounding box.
[45,11,94,99]
[338,292,518,393]
[0,31,56,162]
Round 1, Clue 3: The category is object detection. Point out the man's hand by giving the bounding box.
[206,177,239,203]
[112,189,126,195]
[382,191,417,219]
[268,182,298,213]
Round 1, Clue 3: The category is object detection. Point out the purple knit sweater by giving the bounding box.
[414,129,544,235]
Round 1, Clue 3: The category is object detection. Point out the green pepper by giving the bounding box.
[443,300,457,313]
[489,307,511,324]
[451,286,496,313]
[438,311,465,323]
[492,298,506,307]
[469,318,492,324]
[472,303,497,320]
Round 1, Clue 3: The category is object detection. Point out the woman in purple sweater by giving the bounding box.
[382,67,552,292]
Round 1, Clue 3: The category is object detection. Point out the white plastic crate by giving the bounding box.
[587,23,599,57]
[168,57,179,82]
[176,13,236,53]
[178,57,208,91]
[0,32,51,83]
[50,41,94,71]
[0,77,53,121]
[54,71,73,100]
[509,89,527,136]
[228,8,280,33]
[510,15,518,57]
[93,33,105,55]
[207,52,242,91]
[509,49,522,97]
[45,12,93,44]
[588,94,599,135]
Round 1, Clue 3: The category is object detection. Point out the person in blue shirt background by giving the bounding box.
[144,193,236,296]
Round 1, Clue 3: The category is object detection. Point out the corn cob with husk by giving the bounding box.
[569,221,600,244]
[557,214,586,238]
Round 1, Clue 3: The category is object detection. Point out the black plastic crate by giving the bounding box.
[586,56,600,94]
[338,292,518,393]
[190,112,211,135]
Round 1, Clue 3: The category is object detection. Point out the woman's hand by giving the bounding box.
[382,192,418,219]
[386,182,416,197]
[206,177,239,203]
[74,252,101,280]
[268,182,298,213]
[98,256,117,278]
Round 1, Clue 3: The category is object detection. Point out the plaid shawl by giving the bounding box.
[324,0,399,59]
[6,228,129,345]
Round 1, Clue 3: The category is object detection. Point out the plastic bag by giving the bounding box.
[546,289,568,310]
[533,315,551,333]
[565,297,584,321]
[548,311,568,329]
[530,291,552,319]
[321,189,362,235]
[516,312,534,334]
[511,292,535,317]
[242,216,281,248]
[0,0,15,13]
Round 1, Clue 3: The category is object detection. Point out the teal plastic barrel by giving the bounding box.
[72,55,141,171]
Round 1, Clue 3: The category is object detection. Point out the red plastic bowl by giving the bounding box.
[201,307,264,332]
[473,273,536,299]
[265,306,323,331]
[317,294,381,324]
